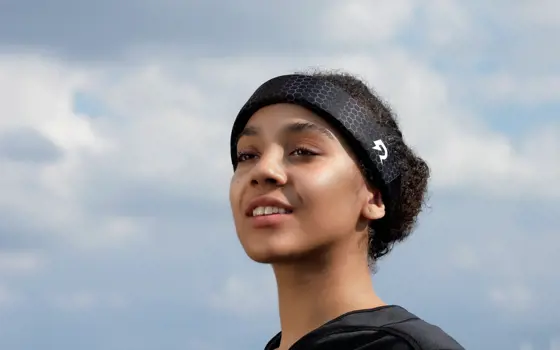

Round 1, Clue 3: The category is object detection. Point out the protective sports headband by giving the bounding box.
[230,74,401,204]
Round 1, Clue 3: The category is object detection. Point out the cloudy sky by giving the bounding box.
[0,1,559,349]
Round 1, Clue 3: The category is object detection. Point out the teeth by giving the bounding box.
[252,206,290,216]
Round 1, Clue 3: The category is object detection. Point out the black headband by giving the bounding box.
[230,74,401,206]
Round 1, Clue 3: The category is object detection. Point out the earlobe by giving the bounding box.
[363,191,385,220]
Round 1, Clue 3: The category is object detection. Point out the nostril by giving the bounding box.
[265,177,278,185]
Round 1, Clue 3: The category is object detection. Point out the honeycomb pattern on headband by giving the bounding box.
[231,74,401,185]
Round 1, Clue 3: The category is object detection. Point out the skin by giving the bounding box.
[229,103,387,350]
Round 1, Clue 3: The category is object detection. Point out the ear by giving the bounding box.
[361,188,385,221]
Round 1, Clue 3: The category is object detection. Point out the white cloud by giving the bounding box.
[488,284,534,313]
[322,0,415,43]
[51,291,97,310]
[0,285,22,307]
[449,225,560,322]
[209,273,276,317]
[517,338,560,350]
[519,342,535,350]
[0,55,105,152]
[0,251,45,274]
[512,0,560,28]
[82,63,232,199]
[311,53,560,198]
[0,55,112,246]
[97,216,150,245]
[1,48,558,255]
[450,245,479,271]
[188,51,560,199]
[49,291,128,311]
[0,54,230,248]
[420,0,474,47]
[479,73,560,104]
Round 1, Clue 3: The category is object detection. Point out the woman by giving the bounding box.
[228,71,464,350]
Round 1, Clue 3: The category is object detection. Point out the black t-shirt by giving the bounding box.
[264,305,465,350]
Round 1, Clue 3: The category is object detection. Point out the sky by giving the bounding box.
[0,1,559,349]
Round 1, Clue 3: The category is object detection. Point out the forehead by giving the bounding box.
[245,103,334,133]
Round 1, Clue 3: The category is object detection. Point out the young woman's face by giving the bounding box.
[229,103,378,264]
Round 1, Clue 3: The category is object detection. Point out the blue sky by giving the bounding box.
[0,1,559,349]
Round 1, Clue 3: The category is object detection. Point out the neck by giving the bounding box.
[271,243,385,350]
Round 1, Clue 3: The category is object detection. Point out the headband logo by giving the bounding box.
[372,139,388,164]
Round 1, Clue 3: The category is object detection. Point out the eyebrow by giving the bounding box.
[238,121,335,140]
[286,122,335,139]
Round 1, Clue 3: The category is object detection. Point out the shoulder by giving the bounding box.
[331,305,465,350]
[263,305,465,350]
[378,308,465,350]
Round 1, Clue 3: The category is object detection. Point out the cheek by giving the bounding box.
[299,163,362,215]
[229,175,243,214]
[311,160,359,192]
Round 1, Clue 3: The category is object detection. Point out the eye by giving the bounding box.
[237,151,257,163]
[290,147,318,157]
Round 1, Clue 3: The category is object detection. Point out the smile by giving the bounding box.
[252,206,293,217]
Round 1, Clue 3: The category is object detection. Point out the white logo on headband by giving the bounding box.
[372,139,388,164]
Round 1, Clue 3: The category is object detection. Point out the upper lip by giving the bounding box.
[245,196,294,216]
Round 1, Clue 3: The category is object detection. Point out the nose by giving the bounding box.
[249,149,287,188]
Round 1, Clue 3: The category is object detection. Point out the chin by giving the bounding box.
[246,253,285,264]
[236,226,325,264]
[243,246,291,264]
[247,252,308,265]
[242,243,320,265]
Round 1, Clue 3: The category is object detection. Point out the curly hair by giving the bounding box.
[307,70,431,264]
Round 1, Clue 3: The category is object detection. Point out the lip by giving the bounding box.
[244,196,294,217]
